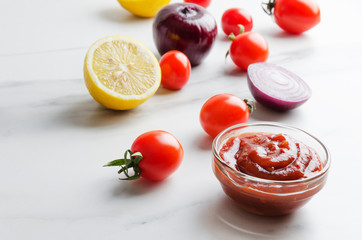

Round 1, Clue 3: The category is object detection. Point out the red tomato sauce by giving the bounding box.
[219,132,323,181]
[213,132,326,216]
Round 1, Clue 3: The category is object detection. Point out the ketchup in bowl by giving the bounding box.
[212,122,330,216]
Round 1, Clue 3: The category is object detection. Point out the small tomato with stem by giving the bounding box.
[104,130,183,181]
[227,26,269,71]
[262,0,321,34]
[200,94,255,138]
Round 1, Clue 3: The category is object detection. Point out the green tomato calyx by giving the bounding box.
[104,150,143,180]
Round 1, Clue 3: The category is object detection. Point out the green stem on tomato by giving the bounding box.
[228,33,236,41]
[244,99,256,114]
[226,24,246,61]
[237,24,245,34]
[261,0,276,15]
[225,50,230,60]
[103,150,143,180]
[228,25,245,41]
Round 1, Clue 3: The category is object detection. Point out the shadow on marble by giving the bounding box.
[58,99,141,128]
[271,31,311,40]
[218,34,231,42]
[203,195,306,239]
[155,87,178,96]
[215,27,309,43]
[259,26,312,44]
[250,102,296,122]
[111,178,167,197]
[98,7,153,24]
[194,132,214,151]
[223,65,247,77]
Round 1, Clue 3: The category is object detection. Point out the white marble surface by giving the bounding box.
[1,0,362,239]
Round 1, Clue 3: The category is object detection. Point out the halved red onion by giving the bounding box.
[247,62,312,111]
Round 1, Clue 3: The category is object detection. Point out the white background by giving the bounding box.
[1,0,361,239]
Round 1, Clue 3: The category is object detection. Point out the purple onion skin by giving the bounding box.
[247,63,312,111]
[153,3,217,66]
[247,78,307,111]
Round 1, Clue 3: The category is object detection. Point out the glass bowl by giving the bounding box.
[212,122,331,216]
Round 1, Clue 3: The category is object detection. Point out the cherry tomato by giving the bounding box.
[200,94,253,138]
[105,130,183,181]
[221,8,253,36]
[184,0,211,8]
[159,50,191,90]
[264,0,320,34]
[131,131,183,181]
[229,32,269,71]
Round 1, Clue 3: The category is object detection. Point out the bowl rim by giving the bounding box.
[212,121,331,185]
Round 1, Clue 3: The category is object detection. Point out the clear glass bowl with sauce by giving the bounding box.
[212,122,331,216]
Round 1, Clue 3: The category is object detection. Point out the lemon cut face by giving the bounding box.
[84,36,161,110]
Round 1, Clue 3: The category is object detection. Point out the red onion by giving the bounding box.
[153,3,217,66]
[247,62,312,111]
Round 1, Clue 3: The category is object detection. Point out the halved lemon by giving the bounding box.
[117,0,170,18]
[84,36,161,110]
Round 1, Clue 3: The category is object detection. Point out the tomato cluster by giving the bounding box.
[106,0,321,182]
[222,0,320,71]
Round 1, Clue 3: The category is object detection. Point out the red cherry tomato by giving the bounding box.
[105,130,183,181]
[200,94,252,138]
[229,32,269,70]
[184,0,211,8]
[131,131,183,181]
[221,8,253,36]
[264,0,320,34]
[159,50,191,90]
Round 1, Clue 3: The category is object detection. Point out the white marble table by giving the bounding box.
[1,0,361,239]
